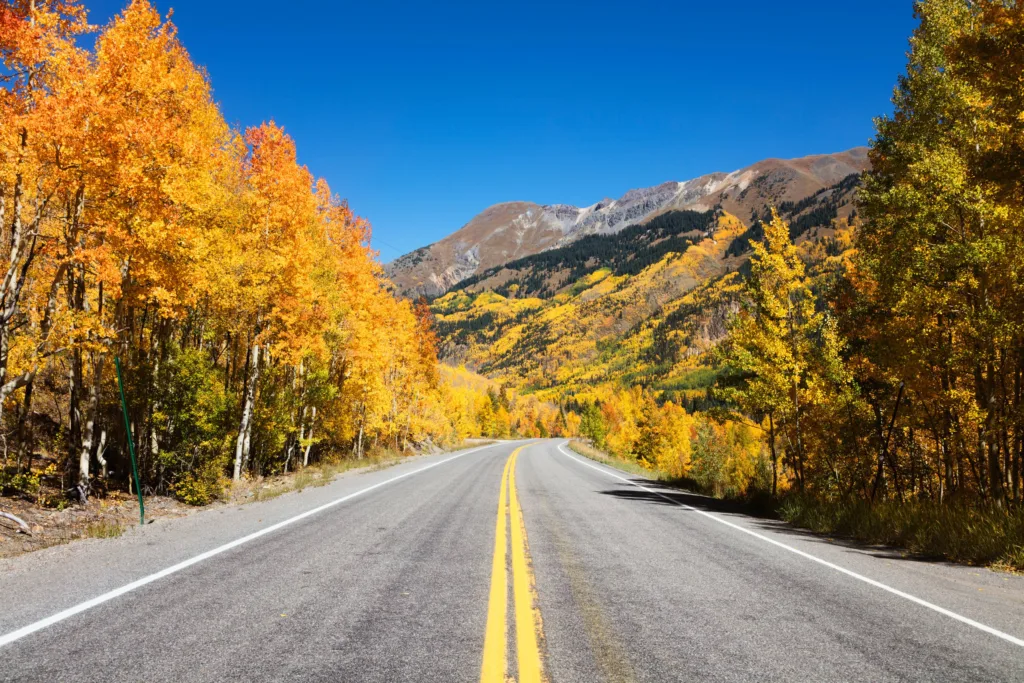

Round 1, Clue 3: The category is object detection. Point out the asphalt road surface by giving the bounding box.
[2,440,1023,681]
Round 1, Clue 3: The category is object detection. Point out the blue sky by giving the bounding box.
[86,0,917,261]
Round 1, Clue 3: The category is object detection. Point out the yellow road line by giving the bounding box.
[509,448,545,683]
[480,445,547,683]
[480,451,514,683]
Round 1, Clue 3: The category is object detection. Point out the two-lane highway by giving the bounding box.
[2,440,1023,681]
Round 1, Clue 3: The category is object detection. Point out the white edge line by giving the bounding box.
[555,441,1024,649]
[0,442,508,649]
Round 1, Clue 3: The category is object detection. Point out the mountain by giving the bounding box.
[428,167,865,403]
[386,148,869,297]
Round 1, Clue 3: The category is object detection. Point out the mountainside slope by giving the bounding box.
[429,172,862,404]
[388,148,868,297]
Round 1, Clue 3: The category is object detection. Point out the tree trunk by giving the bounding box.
[293,405,306,471]
[1015,349,1023,503]
[977,361,1004,506]
[768,413,778,497]
[303,406,316,467]
[95,428,108,478]
[63,185,88,500]
[69,255,87,499]
[792,379,805,491]
[79,352,103,498]
[15,376,34,473]
[233,341,260,481]
[148,350,161,488]
[70,345,87,501]
[355,411,365,461]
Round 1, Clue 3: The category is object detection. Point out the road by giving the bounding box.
[1,440,1023,681]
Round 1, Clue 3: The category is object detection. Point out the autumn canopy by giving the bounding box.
[0,0,563,503]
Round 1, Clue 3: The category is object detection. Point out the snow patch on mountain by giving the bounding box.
[386,148,871,297]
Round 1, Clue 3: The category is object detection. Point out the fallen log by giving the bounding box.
[0,510,31,535]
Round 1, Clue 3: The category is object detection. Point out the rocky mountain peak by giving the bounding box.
[386,148,869,298]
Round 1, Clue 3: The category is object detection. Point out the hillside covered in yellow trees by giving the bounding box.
[430,198,860,500]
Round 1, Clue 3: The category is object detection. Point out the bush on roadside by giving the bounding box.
[172,457,228,506]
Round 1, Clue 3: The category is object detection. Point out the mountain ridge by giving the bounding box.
[386,148,869,297]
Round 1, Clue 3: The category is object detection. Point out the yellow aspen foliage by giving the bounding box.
[636,399,694,479]
[0,0,570,501]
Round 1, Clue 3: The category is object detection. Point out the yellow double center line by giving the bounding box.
[481,446,546,683]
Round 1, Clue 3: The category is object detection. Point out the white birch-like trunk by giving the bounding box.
[233,342,260,481]
[303,406,316,467]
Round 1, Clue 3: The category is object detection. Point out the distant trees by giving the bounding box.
[441,365,567,442]
[725,173,860,259]
[636,399,693,479]
[573,387,764,497]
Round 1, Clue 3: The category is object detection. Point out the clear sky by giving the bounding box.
[85,0,918,261]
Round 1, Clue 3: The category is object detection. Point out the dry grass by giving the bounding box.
[250,451,410,502]
[779,496,1024,572]
[84,520,124,539]
[568,440,665,480]
[0,491,193,559]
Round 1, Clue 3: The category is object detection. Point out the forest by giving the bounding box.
[584,0,1024,567]
[0,0,566,514]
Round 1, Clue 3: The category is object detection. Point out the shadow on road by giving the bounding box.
[598,483,761,516]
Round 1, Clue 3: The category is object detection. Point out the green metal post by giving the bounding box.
[115,356,145,526]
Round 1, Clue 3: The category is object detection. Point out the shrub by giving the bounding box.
[0,468,41,498]
[172,457,227,506]
[84,521,124,539]
[635,401,693,479]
